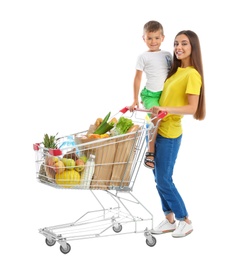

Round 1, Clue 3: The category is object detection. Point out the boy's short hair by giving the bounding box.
[143,20,164,34]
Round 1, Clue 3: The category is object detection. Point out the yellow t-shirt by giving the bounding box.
[158,66,202,138]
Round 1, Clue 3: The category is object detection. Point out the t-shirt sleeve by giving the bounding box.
[186,69,202,95]
[136,54,145,71]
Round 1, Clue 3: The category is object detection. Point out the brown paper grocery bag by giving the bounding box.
[75,136,116,190]
[110,131,140,187]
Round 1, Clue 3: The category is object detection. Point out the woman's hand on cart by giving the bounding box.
[149,106,168,119]
[120,106,167,119]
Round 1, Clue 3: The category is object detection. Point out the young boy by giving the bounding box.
[129,20,172,169]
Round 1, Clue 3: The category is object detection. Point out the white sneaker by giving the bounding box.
[151,219,176,234]
[172,221,193,238]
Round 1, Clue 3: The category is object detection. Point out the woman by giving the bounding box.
[150,30,206,238]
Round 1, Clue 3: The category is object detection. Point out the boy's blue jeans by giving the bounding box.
[154,134,188,221]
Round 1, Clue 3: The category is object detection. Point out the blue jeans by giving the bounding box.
[154,134,188,221]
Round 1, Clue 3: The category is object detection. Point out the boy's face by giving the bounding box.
[143,30,164,52]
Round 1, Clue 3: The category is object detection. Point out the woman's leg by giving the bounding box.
[154,134,188,220]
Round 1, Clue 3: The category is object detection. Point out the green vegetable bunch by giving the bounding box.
[93,112,115,135]
[112,117,133,135]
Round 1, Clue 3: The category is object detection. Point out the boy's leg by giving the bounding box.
[140,88,162,169]
[144,117,159,169]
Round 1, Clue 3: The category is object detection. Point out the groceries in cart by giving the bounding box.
[85,111,139,138]
[34,107,168,254]
[33,109,150,190]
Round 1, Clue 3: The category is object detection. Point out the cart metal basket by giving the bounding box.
[33,107,167,254]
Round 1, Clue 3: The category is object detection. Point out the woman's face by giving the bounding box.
[174,34,192,63]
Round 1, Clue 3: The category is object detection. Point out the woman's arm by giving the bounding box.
[151,94,199,115]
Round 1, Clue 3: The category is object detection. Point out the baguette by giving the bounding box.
[127,124,139,133]
[109,117,117,124]
[94,118,103,127]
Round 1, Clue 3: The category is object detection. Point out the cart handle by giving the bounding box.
[119,106,167,119]
[33,143,40,151]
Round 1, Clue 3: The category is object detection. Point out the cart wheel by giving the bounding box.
[113,224,122,233]
[45,238,56,247]
[60,243,71,254]
[146,236,156,247]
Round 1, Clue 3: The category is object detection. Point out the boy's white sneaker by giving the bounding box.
[172,221,193,238]
[151,219,176,234]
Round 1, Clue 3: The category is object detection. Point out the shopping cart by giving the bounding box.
[33,107,167,254]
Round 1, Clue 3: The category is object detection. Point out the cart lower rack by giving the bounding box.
[33,107,167,254]
[39,190,156,254]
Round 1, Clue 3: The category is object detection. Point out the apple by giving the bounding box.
[75,159,85,172]
[53,160,65,174]
[47,156,59,167]
[79,155,88,163]
[61,158,75,168]
[45,156,59,181]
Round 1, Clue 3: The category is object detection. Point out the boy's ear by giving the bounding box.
[142,35,145,41]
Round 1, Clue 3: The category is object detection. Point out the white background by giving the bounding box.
[1,0,240,259]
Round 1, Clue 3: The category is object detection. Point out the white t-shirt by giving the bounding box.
[136,50,172,92]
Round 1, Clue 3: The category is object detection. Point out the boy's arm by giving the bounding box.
[129,70,142,111]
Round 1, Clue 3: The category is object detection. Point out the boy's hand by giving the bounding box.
[129,102,139,112]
